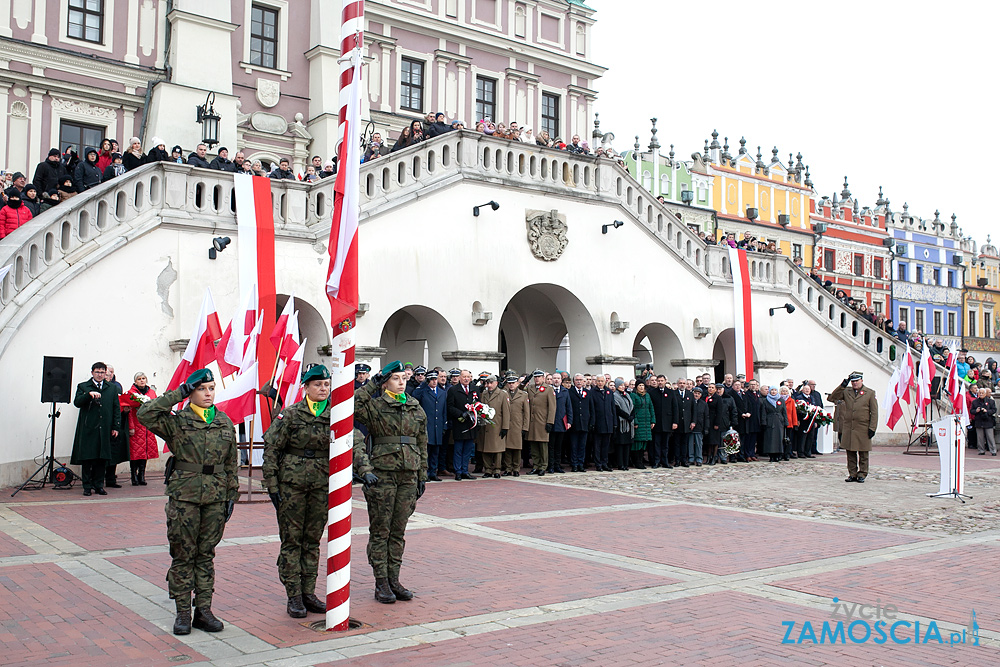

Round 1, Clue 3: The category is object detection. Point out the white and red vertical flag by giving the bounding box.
[326,1,364,633]
[234,174,278,430]
[727,247,754,379]
[217,283,259,378]
[167,288,223,391]
[215,362,261,424]
[280,337,307,409]
[897,348,915,404]
[270,294,296,354]
[883,367,904,429]
[916,344,935,422]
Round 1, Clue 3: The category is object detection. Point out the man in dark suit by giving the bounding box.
[70,361,122,496]
[674,378,695,466]
[567,373,592,472]
[589,375,615,471]
[549,376,574,474]
[728,380,748,463]
[413,370,448,480]
[446,370,479,480]
[741,379,764,461]
[650,375,678,468]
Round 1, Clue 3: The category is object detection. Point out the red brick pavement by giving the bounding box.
[772,543,1000,632]
[325,590,996,667]
[0,562,203,667]
[407,477,647,520]
[485,504,926,575]
[112,526,675,647]
[0,530,34,557]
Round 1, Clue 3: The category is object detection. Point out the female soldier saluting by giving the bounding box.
[262,363,332,619]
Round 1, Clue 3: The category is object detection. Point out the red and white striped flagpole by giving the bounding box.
[326,0,364,632]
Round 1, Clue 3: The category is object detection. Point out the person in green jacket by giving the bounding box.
[137,369,238,636]
[262,364,332,619]
[353,360,428,604]
[70,361,121,495]
[631,380,655,469]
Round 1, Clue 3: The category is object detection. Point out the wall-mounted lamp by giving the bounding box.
[768,303,796,316]
[209,236,231,259]
[473,200,500,216]
[746,207,758,221]
[882,236,895,248]
[196,91,221,148]
[680,190,694,204]
[602,220,625,234]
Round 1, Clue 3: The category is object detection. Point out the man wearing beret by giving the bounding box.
[827,371,878,483]
[138,369,238,635]
[353,360,428,603]
[262,364,333,618]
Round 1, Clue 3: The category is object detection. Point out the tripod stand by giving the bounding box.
[11,403,65,497]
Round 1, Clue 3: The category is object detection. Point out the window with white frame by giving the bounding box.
[476,76,496,122]
[250,4,279,69]
[400,58,425,112]
[541,92,560,139]
[68,0,105,44]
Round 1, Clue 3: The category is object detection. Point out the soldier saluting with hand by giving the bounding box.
[262,364,332,619]
[138,369,238,636]
[353,360,428,604]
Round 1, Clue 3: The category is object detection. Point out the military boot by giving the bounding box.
[286,595,307,618]
[173,610,192,635]
[302,593,326,613]
[388,578,413,601]
[374,578,396,604]
[192,607,224,632]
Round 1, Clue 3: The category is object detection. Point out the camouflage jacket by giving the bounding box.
[137,389,239,503]
[262,398,330,491]
[353,381,428,481]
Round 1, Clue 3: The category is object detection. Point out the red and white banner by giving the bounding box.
[326,2,364,633]
[727,247,754,379]
[234,174,278,430]
[280,337,307,408]
[916,344,935,422]
[167,289,223,391]
[270,294,296,356]
[216,362,260,424]
[217,283,259,378]
[882,367,904,429]
[897,349,915,404]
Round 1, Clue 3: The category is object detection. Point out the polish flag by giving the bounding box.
[326,56,362,325]
[954,378,970,429]
[270,294,296,355]
[272,311,300,389]
[727,247,754,379]
[916,344,935,421]
[279,337,307,408]
[897,349,915,404]
[167,289,223,391]
[215,362,260,423]
[217,284,259,378]
[240,312,263,374]
[883,367,904,429]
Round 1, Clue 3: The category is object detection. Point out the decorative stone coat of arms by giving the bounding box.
[256,78,280,108]
[526,209,569,261]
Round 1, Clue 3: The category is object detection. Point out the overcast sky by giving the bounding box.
[590,1,995,246]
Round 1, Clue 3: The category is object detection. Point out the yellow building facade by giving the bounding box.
[963,237,1000,355]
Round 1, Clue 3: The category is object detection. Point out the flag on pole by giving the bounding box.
[280,337,307,409]
[240,311,263,374]
[270,294,296,352]
[726,247,754,379]
[916,344,935,421]
[897,349,915,404]
[167,289,223,391]
[883,368,904,429]
[218,284,259,378]
[215,362,260,423]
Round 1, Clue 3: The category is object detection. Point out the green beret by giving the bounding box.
[185,368,214,386]
[379,360,404,378]
[301,363,331,383]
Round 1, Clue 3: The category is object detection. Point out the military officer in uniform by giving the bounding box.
[262,364,332,618]
[524,369,556,475]
[354,363,371,390]
[503,373,530,476]
[353,360,428,603]
[138,369,238,635]
[828,370,878,483]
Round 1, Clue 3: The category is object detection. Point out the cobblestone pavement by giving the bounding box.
[0,445,997,666]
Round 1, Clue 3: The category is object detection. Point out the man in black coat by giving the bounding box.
[69,362,121,496]
[269,158,296,180]
[793,380,824,458]
[728,381,748,463]
[32,148,69,194]
[446,370,479,480]
[187,144,212,169]
[589,375,614,471]
[710,384,738,464]
[567,373,592,472]
[210,147,237,172]
[650,375,678,468]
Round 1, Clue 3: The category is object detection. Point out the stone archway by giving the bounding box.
[632,323,684,376]
[379,305,458,370]
[712,327,758,382]
[276,294,330,367]
[498,283,601,375]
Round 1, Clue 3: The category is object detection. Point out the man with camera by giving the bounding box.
[827,371,878,483]
[138,369,238,635]
[70,361,121,496]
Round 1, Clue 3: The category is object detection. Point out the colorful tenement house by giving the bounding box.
[962,235,1000,356]
[702,132,814,264]
[811,181,892,317]
[619,119,716,235]
[887,206,964,350]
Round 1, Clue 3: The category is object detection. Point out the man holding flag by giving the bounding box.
[828,371,879,483]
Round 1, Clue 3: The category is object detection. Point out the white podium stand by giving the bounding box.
[817,424,835,454]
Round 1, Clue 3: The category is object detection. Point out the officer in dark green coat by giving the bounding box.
[70,361,121,495]
[137,369,238,636]
[353,360,428,604]
[262,364,331,619]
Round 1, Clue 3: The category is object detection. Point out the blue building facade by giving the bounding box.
[888,207,964,351]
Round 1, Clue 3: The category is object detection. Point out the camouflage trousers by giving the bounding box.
[363,469,418,579]
[165,498,226,610]
[276,481,327,597]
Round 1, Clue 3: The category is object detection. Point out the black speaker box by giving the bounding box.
[41,356,74,404]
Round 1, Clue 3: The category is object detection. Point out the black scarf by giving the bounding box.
[133,383,150,395]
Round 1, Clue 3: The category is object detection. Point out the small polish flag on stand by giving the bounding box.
[897,349,915,404]
[279,337,307,408]
[916,344,935,423]
[217,284,259,378]
[270,294,296,353]
[883,367,904,429]
[167,289,223,391]
[215,362,260,423]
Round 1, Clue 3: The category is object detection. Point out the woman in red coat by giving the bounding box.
[120,372,159,485]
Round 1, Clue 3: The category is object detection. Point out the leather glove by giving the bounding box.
[868,429,876,439]
[545,423,553,433]
[360,472,378,488]
[416,480,426,500]
[522,430,529,440]
[268,491,281,511]
[841,378,850,388]
[178,383,195,399]
[500,429,508,439]
[224,500,235,523]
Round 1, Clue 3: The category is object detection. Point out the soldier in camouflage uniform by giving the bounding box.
[137,369,237,636]
[353,360,428,604]
[262,364,332,619]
